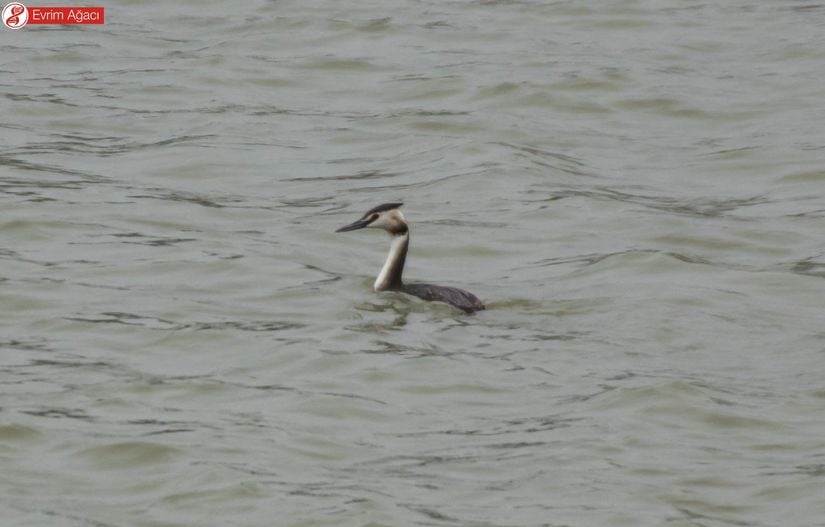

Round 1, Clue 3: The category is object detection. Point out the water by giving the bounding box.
[2,1,825,525]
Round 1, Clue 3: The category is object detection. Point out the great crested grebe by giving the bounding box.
[336,203,485,313]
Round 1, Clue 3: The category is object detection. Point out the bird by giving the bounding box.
[335,203,485,313]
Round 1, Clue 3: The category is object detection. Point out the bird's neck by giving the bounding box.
[374,230,409,292]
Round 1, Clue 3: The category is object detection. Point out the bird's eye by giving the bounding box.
[370,214,379,221]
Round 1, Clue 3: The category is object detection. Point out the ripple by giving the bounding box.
[79,441,183,470]
[543,186,770,217]
[64,312,306,332]
[789,258,825,278]
[0,424,43,442]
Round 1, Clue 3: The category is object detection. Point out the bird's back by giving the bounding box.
[401,283,486,313]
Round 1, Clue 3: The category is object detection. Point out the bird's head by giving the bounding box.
[335,202,407,236]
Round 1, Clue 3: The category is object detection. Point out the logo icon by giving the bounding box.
[3,2,28,29]
[3,2,29,29]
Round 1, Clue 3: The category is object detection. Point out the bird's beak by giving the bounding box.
[335,217,371,232]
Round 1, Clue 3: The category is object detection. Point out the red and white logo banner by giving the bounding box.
[3,3,104,28]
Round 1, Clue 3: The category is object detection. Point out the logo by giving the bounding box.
[2,3,104,28]
[2,2,28,28]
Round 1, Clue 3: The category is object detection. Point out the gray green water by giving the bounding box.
[2,1,825,526]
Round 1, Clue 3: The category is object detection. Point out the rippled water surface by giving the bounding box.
[3,1,825,526]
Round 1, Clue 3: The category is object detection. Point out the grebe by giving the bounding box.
[336,203,485,314]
